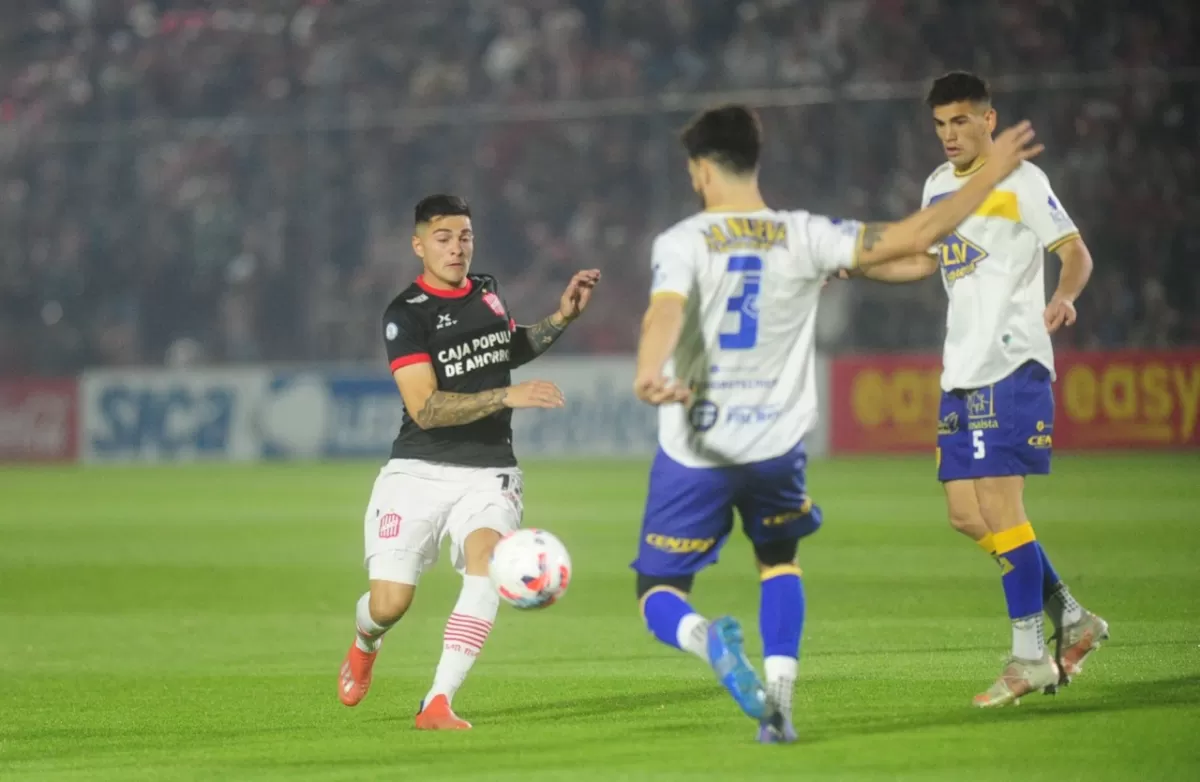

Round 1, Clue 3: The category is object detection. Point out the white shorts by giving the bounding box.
[363,459,523,585]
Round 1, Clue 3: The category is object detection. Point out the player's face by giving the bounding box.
[413,215,474,287]
[931,101,997,169]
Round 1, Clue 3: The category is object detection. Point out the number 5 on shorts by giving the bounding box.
[972,429,986,460]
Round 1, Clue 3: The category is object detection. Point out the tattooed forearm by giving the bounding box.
[414,388,507,429]
[523,314,568,357]
[861,223,885,251]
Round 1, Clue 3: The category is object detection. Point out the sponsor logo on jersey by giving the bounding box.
[938,231,988,283]
[703,217,788,253]
[436,313,457,330]
[385,322,399,340]
[406,294,429,304]
[437,329,512,378]
[725,404,780,425]
[688,400,719,432]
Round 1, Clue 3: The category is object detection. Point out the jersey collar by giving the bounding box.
[416,274,473,299]
[953,156,987,177]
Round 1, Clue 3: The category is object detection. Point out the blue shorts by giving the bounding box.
[937,361,1054,482]
[631,442,823,578]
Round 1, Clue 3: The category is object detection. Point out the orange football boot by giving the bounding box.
[414,695,472,730]
[338,643,377,707]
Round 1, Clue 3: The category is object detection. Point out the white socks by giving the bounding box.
[1055,585,1084,626]
[765,655,798,720]
[677,613,711,662]
[1012,614,1046,660]
[355,592,389,653]
[423,575,499,706]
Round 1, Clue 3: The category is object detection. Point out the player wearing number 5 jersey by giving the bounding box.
[336,194,600,730]
[852,72,1108,707]
[631,104,1047,742]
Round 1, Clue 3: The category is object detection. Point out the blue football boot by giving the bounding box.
[706,616,768,721]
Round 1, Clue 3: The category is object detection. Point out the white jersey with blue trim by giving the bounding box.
[923,160,1080,392]
[650,208,862,468]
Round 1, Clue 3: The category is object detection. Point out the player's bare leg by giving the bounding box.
[415,527,502,731]
[948,479,1106,689]
[973,476,1058,707]
[944,480,993,552]
[339,579,413,706]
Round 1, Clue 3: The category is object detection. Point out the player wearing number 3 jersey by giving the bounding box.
[630,104,1047,742]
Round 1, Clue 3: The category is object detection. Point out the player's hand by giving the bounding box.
[1044,296,1077,334]
[633,374,692,406]
[986,120,1045,180]
[503,380,565,409]
[558,269,601,322]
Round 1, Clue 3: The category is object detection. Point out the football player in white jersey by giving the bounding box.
[630,104,1046,742]
[850,72,1108,707]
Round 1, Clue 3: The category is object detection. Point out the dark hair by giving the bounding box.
[414,194,471,226]
[680,105,762,176]
[926,71,991,108]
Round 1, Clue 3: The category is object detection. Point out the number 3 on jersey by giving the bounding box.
[719,255,763,350]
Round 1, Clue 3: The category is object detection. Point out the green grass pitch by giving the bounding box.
[2,454,1199,781]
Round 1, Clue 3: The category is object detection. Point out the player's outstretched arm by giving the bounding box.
[855,121,1044,269]
[633,292,691,406]
[393,364,564,429]
[511,270,600,367]
[1045,236,1094,333]
[846,251,939,283]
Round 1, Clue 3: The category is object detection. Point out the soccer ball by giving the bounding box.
[489,528,572,609]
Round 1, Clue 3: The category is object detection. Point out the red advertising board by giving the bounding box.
[0,379,78,462]
[830,350,1200,454]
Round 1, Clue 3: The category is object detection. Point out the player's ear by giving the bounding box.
[411,232,425,260]
[984,107,997,133]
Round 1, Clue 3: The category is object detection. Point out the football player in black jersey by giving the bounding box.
[337,194,600,730]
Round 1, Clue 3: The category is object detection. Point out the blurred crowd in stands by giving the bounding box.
[1,0,1196,373]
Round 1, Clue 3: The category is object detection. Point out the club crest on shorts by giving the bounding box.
[482,292,506,318]
[378,512,402,539]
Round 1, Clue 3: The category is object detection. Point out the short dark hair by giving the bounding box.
[680,105,762,176]
[926,71,991,108]
[414,194,471,226]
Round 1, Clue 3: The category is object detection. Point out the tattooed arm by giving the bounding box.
[510,312,569,368]
[392,364,564,429]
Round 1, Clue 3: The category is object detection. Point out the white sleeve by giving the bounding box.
[1016,168,1080,252]
[795,212,864,275]
[649,231,696,298]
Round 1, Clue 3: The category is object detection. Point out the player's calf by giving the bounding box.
[417,528,503,725]
[339,579,414,707]
[754,540,804,744]
[636,573,709,660]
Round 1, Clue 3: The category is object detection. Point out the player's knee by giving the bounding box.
[753,538,799,569]
[368,581,415,625]
[462,527,504,576]
[947,504,987,538]
[635,572,694,601]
